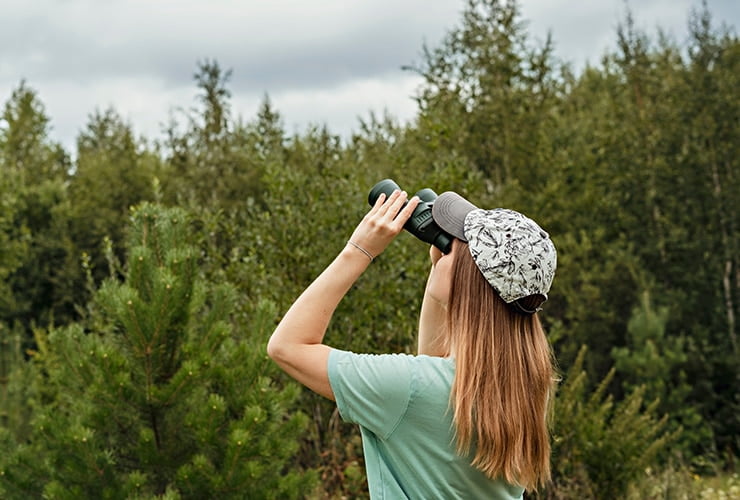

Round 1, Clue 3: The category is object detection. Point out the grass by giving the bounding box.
[628,467,739,499]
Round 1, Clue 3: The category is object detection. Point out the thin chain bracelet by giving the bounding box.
[347,240,374,262]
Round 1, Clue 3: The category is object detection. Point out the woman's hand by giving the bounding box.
[348,190,420,259]
[429,244,444,266]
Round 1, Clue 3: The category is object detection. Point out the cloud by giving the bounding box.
[1,0,462,150]
[34,73,423,149]
[1,0,737,153]
[264,74,423,135]
[521,0,739,69]
[1,0,459,91]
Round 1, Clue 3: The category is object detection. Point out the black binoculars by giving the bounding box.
[368,179,454,253]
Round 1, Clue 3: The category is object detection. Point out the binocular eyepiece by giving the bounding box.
[368,179,454,253]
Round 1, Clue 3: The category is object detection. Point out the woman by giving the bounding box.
[267,188,557,498]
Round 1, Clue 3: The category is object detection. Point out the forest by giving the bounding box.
[1,0,738,498]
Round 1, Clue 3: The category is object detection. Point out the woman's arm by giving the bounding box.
[417,246,448,356]
[267,190,420,400]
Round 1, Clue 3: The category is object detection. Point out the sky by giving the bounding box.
[1,0,738,154]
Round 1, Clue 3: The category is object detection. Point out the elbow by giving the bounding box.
[266,335,279,360]
[266,334,286,363]
[267,335,296,374]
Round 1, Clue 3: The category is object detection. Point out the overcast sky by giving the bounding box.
[1,0,738,153]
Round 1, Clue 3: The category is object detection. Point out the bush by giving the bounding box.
[543,346,681,499]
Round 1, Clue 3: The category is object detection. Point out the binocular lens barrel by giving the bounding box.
[368,179,401,206]
[367,179,454,253]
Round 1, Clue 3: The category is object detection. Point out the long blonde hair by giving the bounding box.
[445,240,556,491]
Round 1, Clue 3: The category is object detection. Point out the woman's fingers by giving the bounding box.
[350,191,420,258]
[394,195,419,229]
[370,192,387,213]
[377,189,405,218]
[378,190,418,228]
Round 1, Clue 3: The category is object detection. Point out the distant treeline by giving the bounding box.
[1,1,737,498]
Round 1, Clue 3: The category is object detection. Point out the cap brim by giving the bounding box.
[432,192,478,242]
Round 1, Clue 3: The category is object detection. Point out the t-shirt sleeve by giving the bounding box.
[328,349,413,440]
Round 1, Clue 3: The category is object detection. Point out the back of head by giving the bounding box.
[446,240,556,491]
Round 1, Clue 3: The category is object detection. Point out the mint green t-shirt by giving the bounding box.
[328,349,525,500]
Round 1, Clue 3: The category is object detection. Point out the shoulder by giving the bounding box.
[329,350,451,377]
[328,350,454,406]
[328,350,453,438]
[328,350,416,383]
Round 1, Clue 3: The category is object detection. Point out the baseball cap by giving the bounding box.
[431,192,557,313]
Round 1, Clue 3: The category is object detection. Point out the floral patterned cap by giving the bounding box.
[432,192,557,309]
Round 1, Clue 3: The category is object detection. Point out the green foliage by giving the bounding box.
[0,81,68,182]
[0,204,315,498]
[409,0,561,187]
[547,346,680,499]
[161,60,268,211]
[67,108,160,281]
[613,291,711,456]
[0,177,25,317]
[627,465,740,500]
[0,81,73,331]
[0,323,33,441]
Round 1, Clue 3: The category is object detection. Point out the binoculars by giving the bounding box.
[368,179,454,253]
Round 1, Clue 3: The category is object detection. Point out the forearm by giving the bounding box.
[268,245,370,352]
[418,271,448,356]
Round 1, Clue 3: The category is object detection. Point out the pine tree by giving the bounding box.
[0,322,33,441]
[0,203,316,499]
[612,291,709,456]
[408,0,559,188]
[0,81,74,332]
[547,346,680,499]
[67,107,160,288]
[162,60,267,211]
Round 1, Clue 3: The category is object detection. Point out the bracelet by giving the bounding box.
[347,240,374,262]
